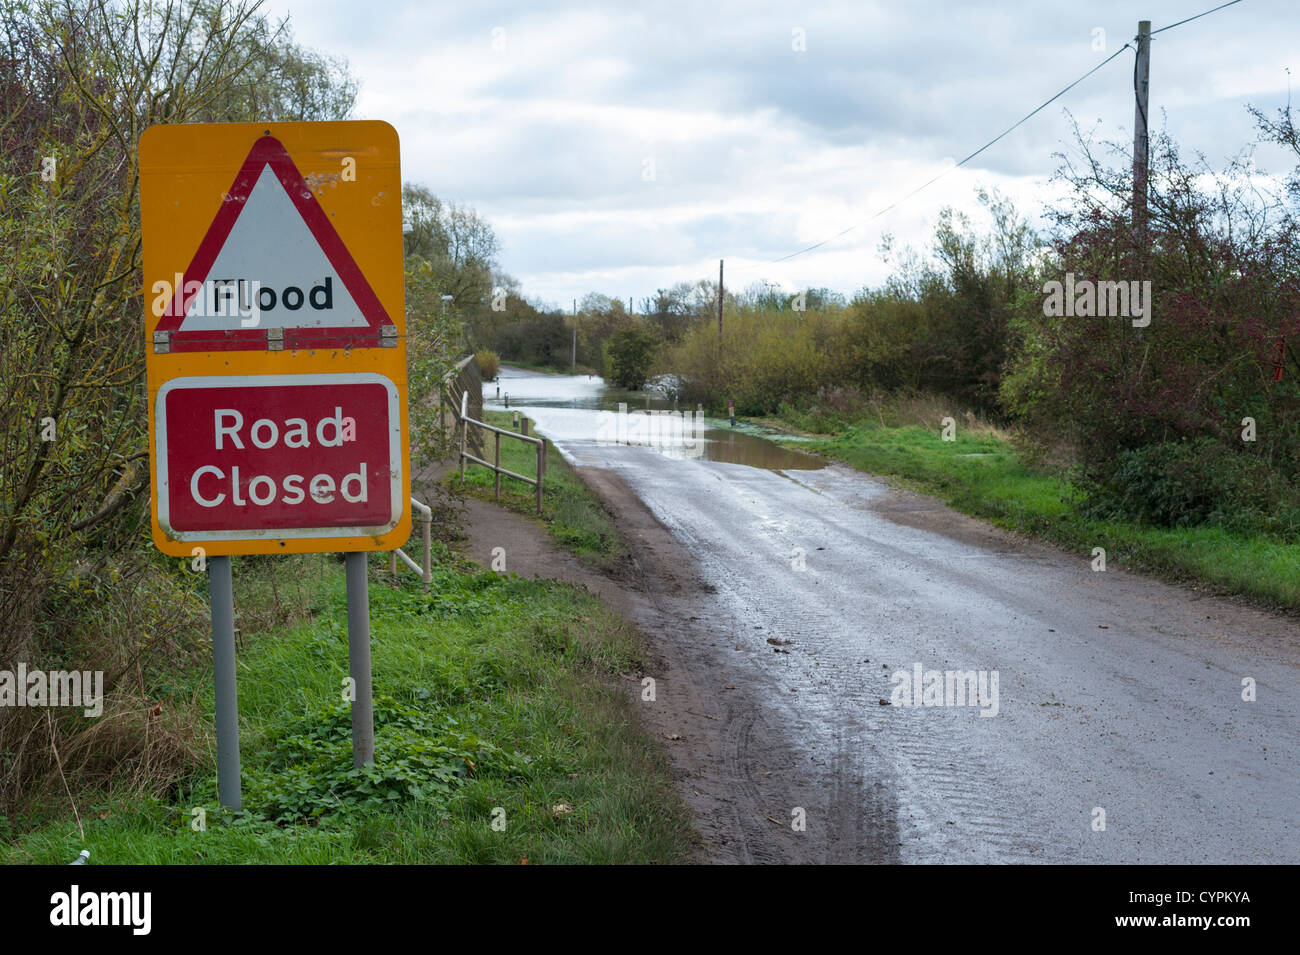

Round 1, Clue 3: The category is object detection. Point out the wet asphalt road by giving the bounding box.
[491,370,1299,863]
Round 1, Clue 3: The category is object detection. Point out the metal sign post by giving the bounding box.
[345,553,374,766]
[208,555,242,809]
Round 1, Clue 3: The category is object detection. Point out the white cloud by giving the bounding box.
[264,0,1300,306]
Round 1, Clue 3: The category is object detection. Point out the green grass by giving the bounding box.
[783,421,1300,611]
[455,411,629,575]
[1,550,692,864]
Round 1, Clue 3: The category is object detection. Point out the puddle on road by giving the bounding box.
[485,369,824,471]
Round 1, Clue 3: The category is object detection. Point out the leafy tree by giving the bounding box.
[183,4,358,122]
[604,326,656,389]
[496,310,569,368]
[401,183,498,310]
[0,0,359,816]
[643,283,697,342]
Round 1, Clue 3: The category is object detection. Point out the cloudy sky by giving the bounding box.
[265,0,1298,310]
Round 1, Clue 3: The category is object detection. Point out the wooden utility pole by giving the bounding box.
[572,298,577,369]
[1133,20,1151,234]
[717,259,724,344]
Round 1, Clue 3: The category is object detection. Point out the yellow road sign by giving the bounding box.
[140,121,409,556]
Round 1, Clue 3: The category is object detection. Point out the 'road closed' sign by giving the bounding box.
[140,121,409,556]
[156,375,401,542]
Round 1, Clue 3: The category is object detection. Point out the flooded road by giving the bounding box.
[486,369,821,471]
[489,367,1300,864]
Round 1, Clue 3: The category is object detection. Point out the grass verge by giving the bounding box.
[454,411,629,575]
[1,548,692,864]
[776,418,1300,612]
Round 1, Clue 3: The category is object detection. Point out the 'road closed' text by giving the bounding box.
[157,377,398,534]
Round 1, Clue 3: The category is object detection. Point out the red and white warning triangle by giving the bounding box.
[155,136,394,352]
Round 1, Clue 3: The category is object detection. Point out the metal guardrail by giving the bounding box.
[390,355,543,580]
[457,391,545,514]
[389,496,433,583]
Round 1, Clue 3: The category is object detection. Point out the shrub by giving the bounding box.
[1085,438,1299,536]
[999,128,1300,492]
[474,349,500,381]
[664,307,846,413]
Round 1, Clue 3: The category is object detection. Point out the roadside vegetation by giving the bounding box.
[7,0,1298,863]
[2,550,692,864]
[0,0,369,840]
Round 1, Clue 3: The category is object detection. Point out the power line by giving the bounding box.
[755,44,1132,269]
[1150,0,1243,35]
[743,0,1245,273]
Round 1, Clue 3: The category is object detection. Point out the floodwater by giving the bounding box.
[484,368,823,471]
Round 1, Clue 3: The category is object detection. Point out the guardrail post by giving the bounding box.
[462,394,473,488]
[494,430,501,499]
[422,510,432,583]
[536,438,543,514]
